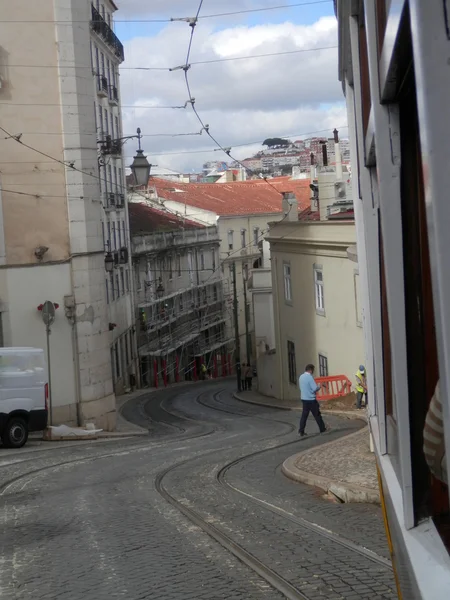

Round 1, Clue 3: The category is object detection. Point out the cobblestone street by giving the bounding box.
[0,382,397,599]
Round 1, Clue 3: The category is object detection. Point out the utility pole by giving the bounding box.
[242,266,251,365]
[232,261,241,391]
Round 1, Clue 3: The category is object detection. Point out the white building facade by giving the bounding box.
[130,206,231,385]
[0,0,134,429]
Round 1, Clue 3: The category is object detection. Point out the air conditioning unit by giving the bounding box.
[115,193,125,208]
[108,192,116,206]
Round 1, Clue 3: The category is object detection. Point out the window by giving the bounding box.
[213,285,218,302]
[228,230,234,250]
[283,263,292,302]
[314,266,324,313]
[98,105,103,136]
[188,251,193,282]
[116,273,120,298]
[110,272,115,301]
[112,222,116,250]
[115,116,120,139]
[107,222,111,251]
[243,263,249,281]
[177,254,181,277]
[179,294,184,311]
[212,249,216,271]
[200,252,205,271]
[120,269,125,296]
[319,354,328,377]
[168,255,173,279]
[105,279,109,304]
[108,164,112,199]
[125,269,130,292]
[118,221,122,248]
[253,227,259,246]
[241,229,246,248]
[113,166,118,192]
[104,106,109,136]
[287,341,296,385]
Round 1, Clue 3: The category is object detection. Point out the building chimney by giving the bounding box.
[321,142,328,166]
[334,128,343,180]
[282,192,298,221]
[310,152,315,183]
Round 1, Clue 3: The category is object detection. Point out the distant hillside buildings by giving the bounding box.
[235,135,351,177]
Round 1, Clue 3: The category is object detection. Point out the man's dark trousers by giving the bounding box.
[299,400,326,434]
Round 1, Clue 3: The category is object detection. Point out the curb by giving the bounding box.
[281,427,379,505]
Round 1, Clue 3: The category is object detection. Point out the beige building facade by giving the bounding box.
[266,220,364,402]
[0,0,134,429]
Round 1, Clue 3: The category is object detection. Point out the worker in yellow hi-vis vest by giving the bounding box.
[355,365,367,409]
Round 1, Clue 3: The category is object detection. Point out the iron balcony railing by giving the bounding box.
[91,5,125,63]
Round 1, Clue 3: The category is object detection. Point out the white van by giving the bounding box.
[0,347,48,448]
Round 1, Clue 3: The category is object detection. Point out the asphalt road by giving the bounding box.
[0,381,397,599]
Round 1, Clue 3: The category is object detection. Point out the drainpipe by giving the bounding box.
[271,256,285,401]
[66,279,82,427]
[334,128,343,181]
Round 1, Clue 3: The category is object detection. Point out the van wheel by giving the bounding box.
[2,418,28,449]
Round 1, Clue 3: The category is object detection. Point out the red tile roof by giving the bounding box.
[129,202,202,234]
[148,176,311,217]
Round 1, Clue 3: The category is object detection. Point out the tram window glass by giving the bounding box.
[398,62,448,535]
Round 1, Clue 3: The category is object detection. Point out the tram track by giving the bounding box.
[1,384,394,599]
[208,392,392,570]
[0,388,216,497]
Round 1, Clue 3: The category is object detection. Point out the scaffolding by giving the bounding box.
[138,282,234,388]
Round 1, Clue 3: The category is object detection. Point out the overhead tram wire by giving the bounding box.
[176,3,288,198]
[0,124,197,223]
[3,46,338,72]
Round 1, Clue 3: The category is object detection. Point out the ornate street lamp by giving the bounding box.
[130,128,151,187]
[105,252,115,273]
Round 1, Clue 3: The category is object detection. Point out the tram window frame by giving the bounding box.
[398,65,445,525]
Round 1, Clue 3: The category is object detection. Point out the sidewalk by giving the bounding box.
[282,427,379,504]
[235,388,377,504]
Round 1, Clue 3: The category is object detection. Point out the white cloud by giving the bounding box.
[118,16,344,172]
[114,0,279,19]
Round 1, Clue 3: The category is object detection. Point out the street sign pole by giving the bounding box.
[46,322,52,426]
[41,301,56,427]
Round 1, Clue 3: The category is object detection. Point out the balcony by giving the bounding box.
[100,136,122,156]
[91,5,125,63]
[97,75,108,97]
[110,85,119,104]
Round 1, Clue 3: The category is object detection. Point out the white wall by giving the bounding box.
[0,264,77,409]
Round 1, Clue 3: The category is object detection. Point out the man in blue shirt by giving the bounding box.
[298,364,326,436]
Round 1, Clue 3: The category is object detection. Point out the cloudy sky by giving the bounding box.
[114,0,346,173]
